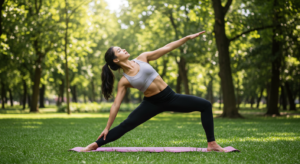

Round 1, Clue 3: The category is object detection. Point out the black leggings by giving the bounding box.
[95,86,215,147]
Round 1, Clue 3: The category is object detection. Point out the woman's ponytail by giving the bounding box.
[101,63,114,100]
[101,47,121,100]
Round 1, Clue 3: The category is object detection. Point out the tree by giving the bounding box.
[211,0,277,118]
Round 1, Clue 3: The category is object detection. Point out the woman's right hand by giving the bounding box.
[187,31,205,40]
[97,128,109,140]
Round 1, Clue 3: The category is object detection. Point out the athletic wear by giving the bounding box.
[123,59,159,92]
[95,86,215,147]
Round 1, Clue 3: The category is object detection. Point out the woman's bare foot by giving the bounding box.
[207,141,227,152]
[80,142,99,152]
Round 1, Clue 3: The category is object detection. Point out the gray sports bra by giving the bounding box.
[123,59,159,92]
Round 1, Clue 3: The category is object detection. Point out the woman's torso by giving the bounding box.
[122,57,168,97]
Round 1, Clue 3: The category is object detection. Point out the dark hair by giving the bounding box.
[101,46,121,100]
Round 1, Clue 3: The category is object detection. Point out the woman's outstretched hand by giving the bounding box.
[187,31,205,40]
[97,128,109,141]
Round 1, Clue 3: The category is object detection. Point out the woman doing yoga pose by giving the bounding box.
[81,31,227,152]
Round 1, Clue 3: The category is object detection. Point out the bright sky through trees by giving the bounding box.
[104,0,128,12]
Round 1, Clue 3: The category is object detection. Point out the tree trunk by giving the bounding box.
[236,79,240,110]
[178,57,190,95]
[0,0,4,37]
[4,91,7,104]
[71,85,77,103]
[285,81,296,111]
[27,93,31,108]
[39,84,45,108]
[280,85,287,110]
[160,57,168,80]
[64,0,71,114]
[30,38,44,113]
[22,79,27,110]
[1,81,5,109]
[168,12,189,95]
[176,70,182,93]
[256,88,264,109]
[56,93,61,106]
[250,96,255,109]
[207,75,214,104]
[29,0,45,112]
[266,0,281,116]
[30,56,42,112]
[219,81,222,110]
[212,0,242,118]
[266,59,280,115]
[243,96,248,107]
[56,81,63,106]
[19,94,23,106]
[8,88,13,107]
[266,82,271,109]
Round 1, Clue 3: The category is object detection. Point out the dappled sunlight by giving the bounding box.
[174,122,201,125]
[158,112,200,118]
[2,0,299,162]
[287,115,300,118]
[138,125,161,129]
[213,130,300,144]
[215,126,259,132]
[166,138,207,146]
[149,117,171,121]
[235,136,298,142]
[243,122,259,124]
[230,127,258,131]
[255,132,299,137]
[214,122,239,125]
[169,140,191,145]
[212,136,300,144]
[0,121,43,129]
[1,112,299,164]
[259,115,300,119]
[21,121,43,125]
[0,113,112,119]
[22,126,40,129]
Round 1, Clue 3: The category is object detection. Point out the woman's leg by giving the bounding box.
[164,94,215,142]
[164,93,227,152]
[94,100,163,147]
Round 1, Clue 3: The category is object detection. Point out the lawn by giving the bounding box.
[0,107,300,164]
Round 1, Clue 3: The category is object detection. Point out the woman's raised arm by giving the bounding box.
[139,31,205,62]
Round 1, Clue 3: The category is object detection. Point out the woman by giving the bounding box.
[81,31,227,152]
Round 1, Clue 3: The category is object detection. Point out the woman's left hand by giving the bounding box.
[187,31,205,40]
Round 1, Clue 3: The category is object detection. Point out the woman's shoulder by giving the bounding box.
[134,55,149,63]
[119,75,132,87]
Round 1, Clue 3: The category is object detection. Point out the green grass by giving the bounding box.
[0,108,300,164]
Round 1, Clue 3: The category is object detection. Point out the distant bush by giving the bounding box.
[57,102,139,113]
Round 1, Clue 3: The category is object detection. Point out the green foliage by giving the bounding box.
[1,0,299,112]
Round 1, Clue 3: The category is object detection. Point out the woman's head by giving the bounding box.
[101,46,129,100]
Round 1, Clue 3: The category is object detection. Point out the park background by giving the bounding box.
[0,0,300,163]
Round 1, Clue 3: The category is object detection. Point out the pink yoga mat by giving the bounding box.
[69,146,240,153]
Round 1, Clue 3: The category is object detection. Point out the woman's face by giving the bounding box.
[113,46,130,63]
